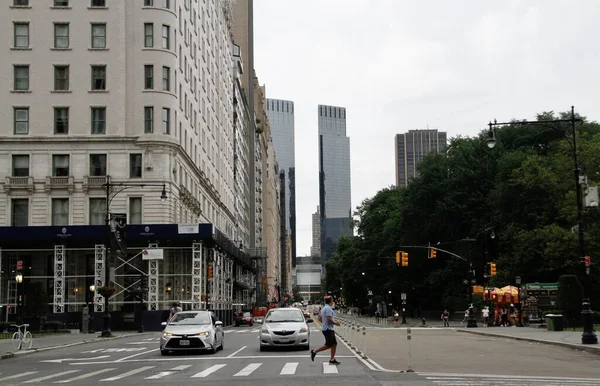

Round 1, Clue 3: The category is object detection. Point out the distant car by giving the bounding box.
[160,310,224,355]
[235,312,254,327]
[259,307,312,351]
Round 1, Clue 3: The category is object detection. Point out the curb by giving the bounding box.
[455,329,600,356]
[0,332,154,360]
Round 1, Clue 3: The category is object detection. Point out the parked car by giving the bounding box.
[259,307,312,351]
[235,312,254,327]
[160,310,224,355]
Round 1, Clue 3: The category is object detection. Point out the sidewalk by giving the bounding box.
[0,331,152,360]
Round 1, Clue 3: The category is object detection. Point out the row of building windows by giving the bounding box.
[10,196,141,227]
[12,64,106,91]
[10,153,143,179]
[12,0,107,7]
[10,106,169,135]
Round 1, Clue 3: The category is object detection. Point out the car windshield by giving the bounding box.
[243,312,252,317]
[265,310,304,323]
[169,312,211,325]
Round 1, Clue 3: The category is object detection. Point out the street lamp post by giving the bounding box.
[15,274,23,324]
[101,175,167,337]
[515,276,522,327]
[487,106,597,344]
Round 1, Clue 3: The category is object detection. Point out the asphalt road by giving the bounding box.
[0,325,427,385]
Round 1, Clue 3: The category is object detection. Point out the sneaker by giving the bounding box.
[329,359,341,365]
[310,350,316,362]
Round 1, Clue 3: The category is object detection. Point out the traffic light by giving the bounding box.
[401,252,409,267]
[429,248,437,259]
[585,256,591,266]
[490,263,497,276]
[208,264,214,279]
[396,251,401,265]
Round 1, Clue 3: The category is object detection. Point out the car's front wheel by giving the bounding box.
[160,349,168,356]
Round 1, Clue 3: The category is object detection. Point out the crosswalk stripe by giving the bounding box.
[191,364,227,378]
[100,366,155,382]
[280,362,298,375]
[23,370,80,383]
[170,365,192,371]
[322,363,339,374]
[234,363,262,377]
[235,330,246,333]
[251,328,260,332]
[55,369,116,383]
[145,371,175,379]
[0,372,38,382]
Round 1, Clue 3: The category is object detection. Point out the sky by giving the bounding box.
[252,0,600,257]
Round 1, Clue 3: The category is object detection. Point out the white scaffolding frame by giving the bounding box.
[53,245,65,313]
[147,242,159,310]
[94,244,105,312]
[191,242,203,310]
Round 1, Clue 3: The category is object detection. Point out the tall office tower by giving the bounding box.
[266,98,296,271]
[0,0,236,233]
[318,105,352,265]
[395,129,447,187]
[310,206,321,257]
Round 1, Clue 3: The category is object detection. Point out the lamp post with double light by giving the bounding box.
[100,175,167,337]
[486,106,597,344]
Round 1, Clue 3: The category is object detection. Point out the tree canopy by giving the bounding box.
[326,110,600,313]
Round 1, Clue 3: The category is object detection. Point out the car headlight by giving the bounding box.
[299,327,308,333]
[163,332,172,337]
[198,331,210,337]
[261,328,269,333]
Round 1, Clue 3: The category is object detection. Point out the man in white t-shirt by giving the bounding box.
[482,306,490,327]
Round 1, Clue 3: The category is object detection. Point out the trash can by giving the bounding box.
[545,314,564,331]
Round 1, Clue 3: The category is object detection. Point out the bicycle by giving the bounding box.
[11,324,33,350]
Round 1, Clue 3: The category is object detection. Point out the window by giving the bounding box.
[54,0,68,6]
[12,155,29,177]
[91,23,106,48]
[144,65,153,89]
[89,198,106,225]
[13,0,29,5]
[162,108,170,134]
[89,154,107,176]
[13,65,29,91]
[54,65,69,91]
[129,197,142,224]
[54,107,69,134]
[162,66,170,91]
[162,0,169,8]
[91,107,106,134]
[144,23,153,47]
[13,23,29,48]
[162,25,170,49]
[130,154,142,178]
[144,107,153,133]
[52,155,70,177]
[13,107,29,135]
[54,23,69,49]
[11,199,29,227]
[144,0,153,6]
[52,198,69,226]
[91,65,106,90]
[91,0,105,6]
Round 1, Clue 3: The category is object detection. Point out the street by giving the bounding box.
[0,325,422,386]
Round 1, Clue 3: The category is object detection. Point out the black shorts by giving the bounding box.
[322,329,337,347]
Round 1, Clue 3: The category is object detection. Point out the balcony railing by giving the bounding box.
[83,175,107,193]
[45,176,75,193]
[3,176,34,194]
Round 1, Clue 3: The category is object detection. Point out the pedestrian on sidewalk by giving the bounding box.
[311,296,341,365]
[441,309,450,327]
[482,306,490,327]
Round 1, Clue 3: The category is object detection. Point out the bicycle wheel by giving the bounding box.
[22,331,33,350]
[11,332,22,351]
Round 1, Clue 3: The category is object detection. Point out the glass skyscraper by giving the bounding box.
[318,104,352,264]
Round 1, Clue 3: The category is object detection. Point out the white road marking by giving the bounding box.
[54,368,116,383]
[0,372,38,382]
[145,371,174,379]
[251,328,260,332]
[23,370,80,383]
[323,362,339,374]
[71,354,357,365]
[280,362,298,375]
[115,348,156,362]
[233,363,262,376]
[235,330,246,333]
[171,365,192,371]
[100,366,155,382]
[191,364,227,378]
[226,345,247,357]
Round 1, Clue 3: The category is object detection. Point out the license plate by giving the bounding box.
[279,338,289,343]
[179,340,190,346]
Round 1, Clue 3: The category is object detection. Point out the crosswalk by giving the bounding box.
[0,361,342,383]
[420,372,600,385]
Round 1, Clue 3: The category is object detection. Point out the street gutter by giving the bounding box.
[0,332,153,360]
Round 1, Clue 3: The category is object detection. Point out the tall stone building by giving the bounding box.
[395,129,447,187]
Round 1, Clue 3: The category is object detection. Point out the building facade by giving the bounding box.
[318,105,352,265]
[394,129,447,187]
[0,0,260,328]
[310,206,320,257]
[295,255,321,301]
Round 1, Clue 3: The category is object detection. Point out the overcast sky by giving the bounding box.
[253,0,600,257]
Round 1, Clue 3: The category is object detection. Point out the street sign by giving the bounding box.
[401,293,407,300]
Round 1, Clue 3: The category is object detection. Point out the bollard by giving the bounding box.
[351,322,356,349]
[361,326,368,359]
[406,326,414,372]
[355,323,362,354]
